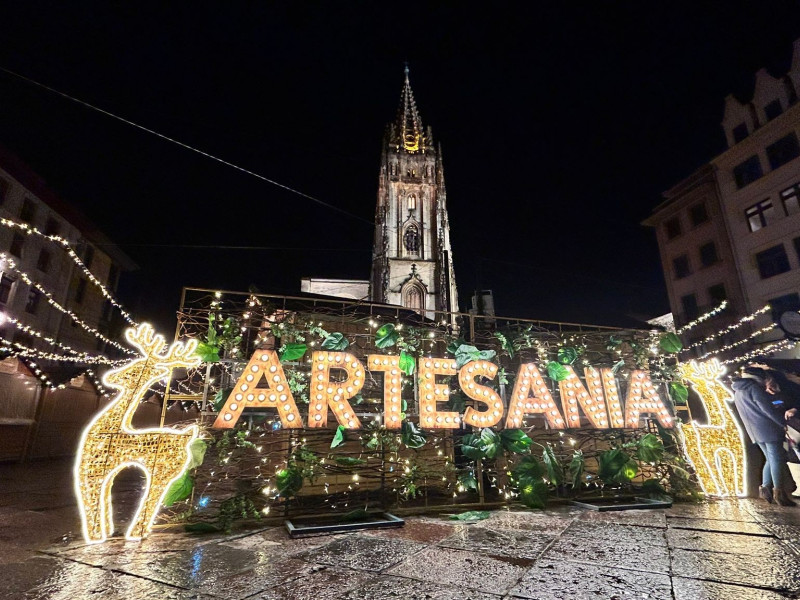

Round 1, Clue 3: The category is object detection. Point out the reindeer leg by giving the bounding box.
[78,474,108,542]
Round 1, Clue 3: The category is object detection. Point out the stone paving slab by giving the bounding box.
[472,509,576,534]
[665,501,758,522]
[575,507,667,528]
[244,565,375,600]
[507,560,672,600]
[671,547,800,593]
[297,534,426,572]
[386,545,531,595]
[340,575,503,599]
[672,577,789,600]
[438,526,554,560]
[360,516,462,543]
[561,520,669,546]
[667,516,772,535]
[666,528,787,556]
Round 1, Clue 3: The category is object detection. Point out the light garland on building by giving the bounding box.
[676,300,728,335]
[720,338,799,366]
[696,323,777,360]
[0,339,124,366]
[0,253,135,355]
[0,218,136,325]
[74,323,200,543]
[683,304,772,352]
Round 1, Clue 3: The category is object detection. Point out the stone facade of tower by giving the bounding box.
[369,69,459,324]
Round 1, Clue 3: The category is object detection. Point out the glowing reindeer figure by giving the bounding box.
[74,324,201,543]
[679,359,747,497]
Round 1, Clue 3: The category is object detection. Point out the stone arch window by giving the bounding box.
[403,282,425,314]
[408,194,416,211]
[404,224,420,254]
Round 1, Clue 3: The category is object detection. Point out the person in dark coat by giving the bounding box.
[732,367,796,506]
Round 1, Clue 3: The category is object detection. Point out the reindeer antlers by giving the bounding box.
[679,359,726,382]
[125,323,201,369]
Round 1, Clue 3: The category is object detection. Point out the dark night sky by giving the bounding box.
[1,3,799,332]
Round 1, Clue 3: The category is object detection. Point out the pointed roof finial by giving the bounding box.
[395,63,426,153]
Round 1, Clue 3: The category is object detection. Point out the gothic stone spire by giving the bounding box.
[391,65,431,154]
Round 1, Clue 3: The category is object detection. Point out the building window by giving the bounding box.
[699,241,719,267]
[0,275,13,305]
[404,224,420,254]
[25,288,41,314]
[665,217,681,240]
[782,183,800,216]
[673,255,691,279]
[407,194,416,210]
[403,284,424,314]
[732,122,748,143]
[733,155,763,188]
[36,249,51,272]
[83,245,95,270]
[0,178,9,204]
[44,217,60,236]
[19,198,36,224]
[756,244,791,279]
[766,133,800,171]
[708,283,727,303]
[769,293,800,322]
[745,199,775,232]
[681,294,699,320]
[108,264,120,291]
[689,203,709,226]
[764,99,783,121]
[101,299,113,322]
[9,232,24,257]
[75,277,87,304]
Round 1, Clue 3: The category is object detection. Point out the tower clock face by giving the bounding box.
[779,310,800,339]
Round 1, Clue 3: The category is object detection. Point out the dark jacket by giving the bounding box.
[732,377,786,443]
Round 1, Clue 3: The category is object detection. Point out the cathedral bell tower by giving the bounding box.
[370,66,459,325]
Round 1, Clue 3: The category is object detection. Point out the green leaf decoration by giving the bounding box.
[194,341,220,363]
[659,332,683,354]
[597,448,635,484]
[188,439,208,470]
[479,428,501,460]
[280,343,307,362]
[448,510,491,521]
[445,391,467,413]
[213,388,232,412]
[546,361,570,382]
[557,347,579,365]
[331,425,346,449]
[460,433,487,460]
[364,436,379,451]
[446,338,467,356]
[606,335,622,350]
[375,323,400,348]
[339,508,370,522]
[276,467,304,497]
[184,522,222,534]
[399,351,416,376]
[568,450,585,490]
[519,480,550,509]
[623,459,639,481]
[457,472,478,491]
[640,478,671,501]
[611,359,625,375]
[669,381,688,405]
[500,429,532,454]
[541,444,564,485]
[400,420,427,449]
[163,472,193,507]
[321,332,349,351]
[494,332,515,358]
[635,433,665,463]
[513,455,545,482]
[454,344,497,369]
[333,456,366,466]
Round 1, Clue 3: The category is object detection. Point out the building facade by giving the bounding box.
[0,146,136,356]
[369,68,459,323]
[645,39,800,355]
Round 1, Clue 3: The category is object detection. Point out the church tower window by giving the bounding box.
[408,194,416,210]
[403,282,424,314]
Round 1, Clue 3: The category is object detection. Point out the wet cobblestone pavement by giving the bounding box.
[5,461,800,598]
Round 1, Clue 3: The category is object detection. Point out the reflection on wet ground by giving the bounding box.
[4,461,800,599]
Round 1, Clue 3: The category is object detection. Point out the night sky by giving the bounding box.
[1,3,800,332]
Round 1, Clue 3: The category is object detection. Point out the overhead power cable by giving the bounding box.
[0,66,374,226]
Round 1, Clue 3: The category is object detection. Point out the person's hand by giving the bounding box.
[786,408,798,420]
